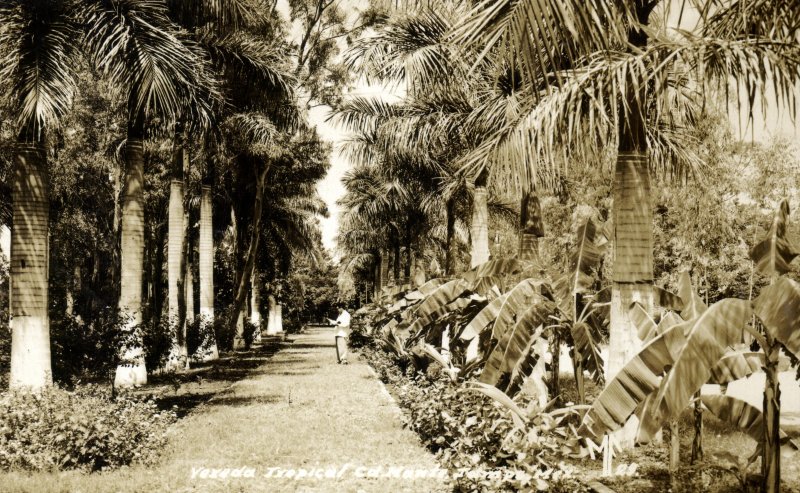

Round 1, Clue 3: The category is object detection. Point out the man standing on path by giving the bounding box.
[330,307,351,364]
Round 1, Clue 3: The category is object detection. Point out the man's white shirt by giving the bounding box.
[335,310,350,338]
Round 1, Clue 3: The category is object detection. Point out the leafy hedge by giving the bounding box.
[0,386,176,472]
[359,344,588,492]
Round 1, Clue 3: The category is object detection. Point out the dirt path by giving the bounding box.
[3,328,449,493]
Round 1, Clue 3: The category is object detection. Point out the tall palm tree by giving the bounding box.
[197,163,218,360]
[0,0,78,389]
[336,5,526,275]
[452,1,800,390]
[166,122,189,371]
[165,0,296,358]
[84,0,214,387]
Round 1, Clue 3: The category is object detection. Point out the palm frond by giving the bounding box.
[83,0,213,125]
[0,0,78,133]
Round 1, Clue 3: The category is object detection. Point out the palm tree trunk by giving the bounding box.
[115,116,148,388]
[250,266,262,343]
[9,140,52,389]
[470,186,490,268]
[519,189,544,260]
[197,183,218,361]
[392,235,401,285]
[275,303,283,333]
[607,5,654,382]
[182,210,193,369]
[373,255,382,300]
[445,198,455,275]
[380,250,389,291]
[166,182,185,370]
[266,293,278,335]
[229,164,268,346]
[166,123,188,372]
[151,224,165,330]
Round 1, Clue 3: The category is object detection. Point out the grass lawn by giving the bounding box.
[0,329,449,493]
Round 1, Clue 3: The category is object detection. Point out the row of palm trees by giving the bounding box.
[335,0,800,385]
[3,0,325,390]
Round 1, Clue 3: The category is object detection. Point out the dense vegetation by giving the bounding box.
[334,2,800,493]
[0,0,358,472]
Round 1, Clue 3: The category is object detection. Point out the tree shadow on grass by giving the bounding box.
[207,393,283,407]
[287,342,334,350]
[135,338,288,417]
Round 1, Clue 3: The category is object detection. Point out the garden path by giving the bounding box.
[4,328,449,493]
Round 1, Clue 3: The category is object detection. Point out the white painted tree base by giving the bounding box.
[114,362,147,388]
[9,315,52,390]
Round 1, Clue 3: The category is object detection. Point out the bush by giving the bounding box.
[242,320,258,348]
[51,311,119,385]
[213,308,237,351]
[0,386,176,472]
[50,309,172,385]
[358,344,586,492]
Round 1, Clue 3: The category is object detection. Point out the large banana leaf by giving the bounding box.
[578,322,689,440]
[701,395,788,444]
[654,285,684,311]
[417,278,446,296]
[405,290,425,301]
[504,325,547,398]
[569,219,604,294]
[709,351,765,385]
[552,219,605,319]
[629,302,658,342]
[657,311,684,333]
[406,279,469,322]
[754,277,800,357]
[571,320,605,385]
[409,296,474,330]
[678,271,707,320]
[387,298,408,315]
[481,299,554,389]
[653,299,752,421]
[749,199,800,276]
[459,293,508,341]
[471,275,504,297]
[637,350,764,443]
[491,278,548,340]
[472,258,525,278]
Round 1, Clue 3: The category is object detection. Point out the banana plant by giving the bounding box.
[579,200,800,493]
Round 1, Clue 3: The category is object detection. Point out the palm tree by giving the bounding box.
[452,1,800,389]
[1,0,78,389]
[164,0,296,357]
[336,5,526,275]
[197,164,218,360]
[83,0,214,387]
[166,122,189,371]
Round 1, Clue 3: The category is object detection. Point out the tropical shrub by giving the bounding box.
[0,386,176,472]
[50,309,172,385]
[359,343,588,492]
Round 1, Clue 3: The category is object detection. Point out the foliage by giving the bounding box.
[0,386,176,472]
[50,310,172,385]
[283,253,341,330]
[360,343,586,492]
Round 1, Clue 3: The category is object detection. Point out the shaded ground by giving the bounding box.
[1,328,449,493]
